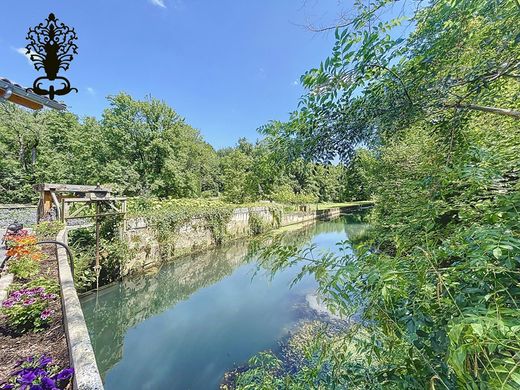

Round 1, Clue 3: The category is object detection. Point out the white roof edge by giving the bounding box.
[0,78,67,111]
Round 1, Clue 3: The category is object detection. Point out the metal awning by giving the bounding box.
[0,77,66,111]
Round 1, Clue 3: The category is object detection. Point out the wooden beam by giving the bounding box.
[68,204,90,218]
[62,197,127,203]
[64,211,125,220]
[0,80,66,111]
[33,183,112,193]
[6,93,43,110]
[50,191,61,221]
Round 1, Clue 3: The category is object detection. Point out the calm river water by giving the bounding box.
[81,213,367,389]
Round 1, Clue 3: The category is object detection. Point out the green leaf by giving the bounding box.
[511,373,520,386]
[470,323,483,337]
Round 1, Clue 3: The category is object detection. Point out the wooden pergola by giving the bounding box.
[34,183,127,289]
[33,183,127,224]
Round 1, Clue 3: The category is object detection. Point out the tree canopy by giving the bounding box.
[231,0,520,388]
[0,93,356,204]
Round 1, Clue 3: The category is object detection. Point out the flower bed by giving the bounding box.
[0,228,72,387]
[0,355,73,390]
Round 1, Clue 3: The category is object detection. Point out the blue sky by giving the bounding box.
[1,0,347,149]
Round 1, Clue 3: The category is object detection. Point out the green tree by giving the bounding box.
[233,0,520,388]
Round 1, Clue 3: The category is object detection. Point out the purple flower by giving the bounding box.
[4,356,71,390]
[40,377,56,390]
[23,298,36,306]
[40,309,54,320]
[10,291,22,301]
[54,368,74,382]
[38,356,52,367]
[18,370,36,384]
[2,299,14,308]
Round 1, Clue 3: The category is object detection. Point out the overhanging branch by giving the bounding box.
[446,103,520,119]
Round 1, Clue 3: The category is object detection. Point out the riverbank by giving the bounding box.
[122,201,372,276]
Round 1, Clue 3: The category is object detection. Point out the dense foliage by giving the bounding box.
[231,0,520,388]
[0,95,358,204]
[67,213,128,292]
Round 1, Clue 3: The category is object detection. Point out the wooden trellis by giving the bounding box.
[34,183,127,225]
[34,183,127,290]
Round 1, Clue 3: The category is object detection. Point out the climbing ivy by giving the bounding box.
[248,211,268,236]
[135,198,235,255]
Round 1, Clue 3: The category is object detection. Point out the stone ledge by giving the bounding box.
[0,273,14,304]
[56,229,104,390]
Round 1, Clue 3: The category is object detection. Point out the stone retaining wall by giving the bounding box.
[122,206,345,276]
[56,229,104,390]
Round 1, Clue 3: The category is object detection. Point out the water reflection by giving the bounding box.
[81,213,367,390]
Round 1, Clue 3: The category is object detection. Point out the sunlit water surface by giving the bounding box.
[81,214,367,389]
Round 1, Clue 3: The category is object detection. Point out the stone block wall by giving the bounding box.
[122,207,318,276]
[120,205,360,276]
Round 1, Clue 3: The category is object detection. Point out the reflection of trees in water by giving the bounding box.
[81,239,253,375]
[341,212,370,244]
[80,214,367,375]
[307,211,369,239]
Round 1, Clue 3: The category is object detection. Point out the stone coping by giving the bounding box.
[0,273,14,304]
[56,229,104,390]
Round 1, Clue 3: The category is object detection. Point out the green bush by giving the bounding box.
[8,256,40,280]
[68,224,128,292]
[35,221,65,240]
[73,252,97,292]
[248,212,269,235]
[271,186,318,205]
[139,198,235,248]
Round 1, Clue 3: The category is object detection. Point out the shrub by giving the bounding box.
[35,221,65,240]
[271,186,318,205]
[1,287,58,333]
[8,256,40,280]
[68,226,127,292]
[249,212,269,235]
[0,355,73,390]
[71,252,97,293]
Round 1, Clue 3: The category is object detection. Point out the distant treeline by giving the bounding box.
[0,93,368,204]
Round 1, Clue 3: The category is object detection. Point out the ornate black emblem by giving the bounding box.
[26,13,78,100]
